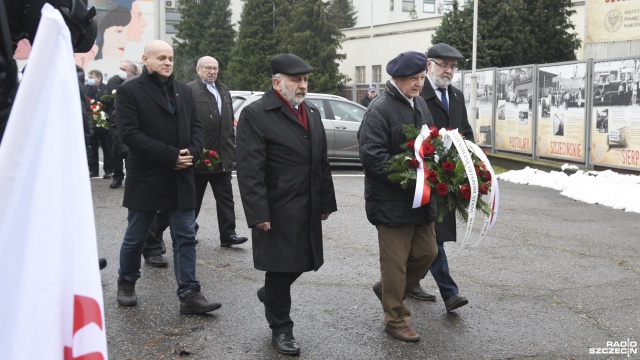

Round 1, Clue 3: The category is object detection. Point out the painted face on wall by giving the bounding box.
[102,25,128,59]
[126,1,148,42]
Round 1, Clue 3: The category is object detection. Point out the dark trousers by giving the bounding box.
[263,272,303,335]
[194,172,237,240]
[111,135,126,181]
[143,211,168,258]
[88,129,112,174]
[428,242,459,300]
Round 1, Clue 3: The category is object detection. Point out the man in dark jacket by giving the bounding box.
[410,43,472,313]
[236,54,337,356]
[187,56,247,247]
[86,69,112,178]
[360,85,377,107]
[115,40,220,315]
[358,51,438,343]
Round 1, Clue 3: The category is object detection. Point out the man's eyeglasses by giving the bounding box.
[200,66,218,72]
[430,60,458,71]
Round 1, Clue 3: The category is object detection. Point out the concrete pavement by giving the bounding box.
[93,169,639,359]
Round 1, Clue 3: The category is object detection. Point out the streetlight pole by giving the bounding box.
[470,0,478,136]
[267,0,275,33]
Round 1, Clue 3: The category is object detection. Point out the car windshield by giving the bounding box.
[232,97,248,114]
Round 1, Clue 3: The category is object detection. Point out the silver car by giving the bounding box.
[233,92,366,163]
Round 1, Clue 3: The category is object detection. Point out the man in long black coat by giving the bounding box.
[411,43,473,313]
[358,51,438,343]
[236,54,337,356]
[115,40,220,315]
[187,56,247,248]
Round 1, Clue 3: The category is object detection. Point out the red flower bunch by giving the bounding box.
[195,148,222,171]
[385,124,493,222]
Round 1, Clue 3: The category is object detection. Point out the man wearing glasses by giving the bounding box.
[187,56,248,248]
[411,43,474,313]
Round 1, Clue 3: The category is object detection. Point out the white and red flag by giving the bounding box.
[0,4,107,360]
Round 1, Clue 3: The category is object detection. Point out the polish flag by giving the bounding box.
[0,5,107,360]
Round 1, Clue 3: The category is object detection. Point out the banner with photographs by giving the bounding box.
[464,69,495,147]
[586,0,640,44]
[495,67,534,154]
[536,63,588,162]
[591,58,640,170]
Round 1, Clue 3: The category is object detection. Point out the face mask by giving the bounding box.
[86,78,96,86]
[118,70,128,80]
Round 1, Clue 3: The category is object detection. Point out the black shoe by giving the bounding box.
[89,172,99,178]
[409,285,436,301]
[179,287,221,315]
[272,333,300,356]
[117,277,137,307]
[99,258,107,270]
[220,234,248,247]
[257,287,265,303]
[110,179,122,188]
[103,173,113,179]
[144,255,168,268]
[372,281,382,304]
[444,294,468,312]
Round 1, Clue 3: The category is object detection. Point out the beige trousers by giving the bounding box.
[376,222,437,328]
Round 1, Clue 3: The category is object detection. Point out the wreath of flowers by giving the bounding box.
[385,124,493,222]
[89,98,109,129]
[195,148,222,171]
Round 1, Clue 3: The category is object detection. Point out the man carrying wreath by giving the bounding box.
[357,51,438,343]
[410,43,473,313]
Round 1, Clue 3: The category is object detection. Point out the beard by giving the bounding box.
[429,67,452,89]
[280,78,306,107]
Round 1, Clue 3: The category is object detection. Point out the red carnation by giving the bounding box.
[474,164,481,174]
[203,159,211,165]
[408,158,420,169]
[208,150,218,158]
[460,185,471,200]
[427,170,438,183]
[482,171,491,182]
[436,183,449,195]
[429,126,439,138]
[421,142,435,157]
[445,127,453,131]
[406,139,415,149]
[479,183,489,195]
[442,161,455,172]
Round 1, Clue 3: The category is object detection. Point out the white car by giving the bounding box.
[233,92,366,163]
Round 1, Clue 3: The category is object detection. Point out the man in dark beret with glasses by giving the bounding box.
[411,43,473,313]
[358,51,438,343]
[236,53,337,356]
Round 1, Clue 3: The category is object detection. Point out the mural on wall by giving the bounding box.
[74,0,153,80]
[495,67,534,154]
[536,63,587,162]
[591,58,640,170]
[463,69,494,147]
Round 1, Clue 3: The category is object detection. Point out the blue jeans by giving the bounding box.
[118,209,200,298]
[429,242,459,300]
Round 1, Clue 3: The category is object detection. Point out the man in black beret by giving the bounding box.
[236,53,337,356]
[411,43,472,313]
[357,51,438,342]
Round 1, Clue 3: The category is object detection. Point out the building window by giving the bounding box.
[390,0,394,10]
[442,0,458,12]
[423,0,435,12]
[356,66,366,83]
[402,0,415,12]
[372,65,381,83]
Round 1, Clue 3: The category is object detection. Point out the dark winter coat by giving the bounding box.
[187,79,235,173]
[116,68,204,211]
[420,78,474,242]
[236,88,337,273]
[358,80,437,226]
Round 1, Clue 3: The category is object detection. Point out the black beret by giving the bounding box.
[386,51,427,77]
[427,43,464,60]
[270,53,314,75]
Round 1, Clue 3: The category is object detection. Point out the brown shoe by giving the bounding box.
[384,325,420,342]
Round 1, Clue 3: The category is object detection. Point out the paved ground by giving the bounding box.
[92,166,639,360]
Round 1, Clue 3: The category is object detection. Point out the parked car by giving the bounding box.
[234,92,366,163]
[231,91,264,128]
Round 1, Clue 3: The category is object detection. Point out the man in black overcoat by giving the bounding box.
[114,40,220,315]
[236,54,337,356]
[411,43,473,313]
[187,55,247,248]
